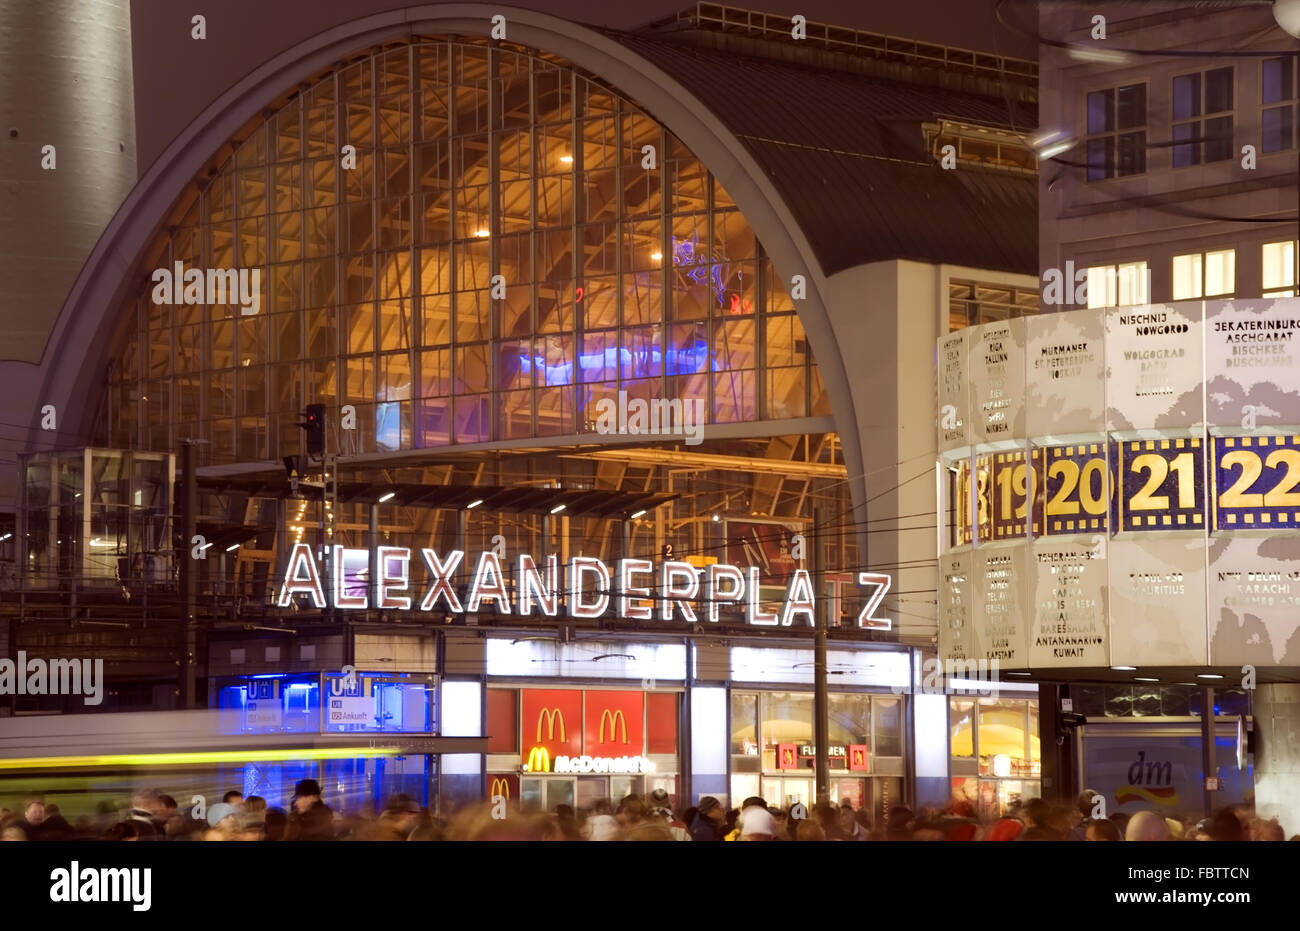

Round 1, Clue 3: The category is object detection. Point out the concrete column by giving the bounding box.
[1253,684,1300,832]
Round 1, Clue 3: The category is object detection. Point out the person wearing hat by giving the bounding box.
[739,806,778,841]
[203,802,239,840]
[648,789,690,841]
[690,796,725,842]
[287,778,335,841]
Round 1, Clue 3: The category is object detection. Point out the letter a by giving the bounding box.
[940,145,956,170]
[1090,14,1105,40]
[40,404,56,430]
[40,145,55,170]
[641,144,657,170]
[941,404,958,430]
[341,144,357,170]
[341,404,357,430]
[1241,664,1257,690]
[594,397,615,435]
[490,14,507,40]
[790,533,805,561]
[490,274,506,300]
[790,274,806,300]
[1041,268,1063,305]
[192,14,206,39]
[1241,145,1256,170]
[791,14,806,39]
[491,795,507,819]
[1241,405,1257,430]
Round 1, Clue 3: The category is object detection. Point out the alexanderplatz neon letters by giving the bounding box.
[277,544,892,630]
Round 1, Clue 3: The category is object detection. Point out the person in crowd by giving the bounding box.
[812,802,844,840]
[1125,810,1171,841]
[739,806,778,841]
[1250,817,1285,841]
[836,802,867,840]
[372,794,422,841]
[103,820,149,841]
[203,802,240,840]
[0,826,26,842]
[724,797,768,840]
[1110,811,1132,838]
[38,804,73,841]
[1068,790,1103,840]
[769,807,790,841]
[885,806,914,841]
[985,817,1024,841]
[125,789,166,838]
[13,799,48,841]
[222,790,244,810]
[615,795,648,829]
[1209,808,1244,842]
[622,820,674,840]
[583,799,619,841]
[796,820,826,841]
[690,796,725,842]
[553,804,583,841]
[1085,818,1123,841]
[646,788,689,839]
[263,808,288,841]
[286,779,334,841]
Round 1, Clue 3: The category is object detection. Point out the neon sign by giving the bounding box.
[276,544,893,629]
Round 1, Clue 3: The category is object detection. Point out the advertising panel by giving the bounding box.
[938,328,970,451]
[1205,297,1300,428]
[1208,535,1300,666]
[938,550,975,663]
[970,317,1025,444]
[1108,537,1207,667]
[1025,309,1105,438]
[970,546,1029,665]
[1083,731,1251,817]
[1027,537,1108,668]
[1105,302,1204,430]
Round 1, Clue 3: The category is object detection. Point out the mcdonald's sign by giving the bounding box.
[599,709,628,744]
[520,689,582,764]
[489,777,512,800]
[524,746,551,773]
[584,691,644,752]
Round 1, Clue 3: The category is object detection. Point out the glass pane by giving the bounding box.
[1172,122,1199,169]
[951,699,975,758]
[1204,248,1234,296]
[1086,89,1113,135]
[1262,240,1296,290]
[731,691,758,755]
[762,692,813,753]
[873,696,902,757]
[827,693,870,747]
[1205,67,1233,114]
[1116,261,1148,306]
[1204,115,1233,163]
[1263,57,1293,105]
[1117,131,1145,176]
[1173,73,1201,121]
[977,699,1028,776]
[1172,253,1203,300]
[1117,83,1145,129]
[1263,105,1293,153]
[1086,137,1112,182]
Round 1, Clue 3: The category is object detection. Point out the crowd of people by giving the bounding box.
[0,784,1290,841]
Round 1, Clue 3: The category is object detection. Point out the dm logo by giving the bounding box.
[1115,750,1179,807]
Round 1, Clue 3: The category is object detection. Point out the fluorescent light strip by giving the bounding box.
[0,746,401,772]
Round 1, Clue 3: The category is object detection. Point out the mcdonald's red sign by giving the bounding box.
[583,690,644,753]
[520,689,582,765]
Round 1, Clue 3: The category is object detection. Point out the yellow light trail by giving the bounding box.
[0,746,400,771]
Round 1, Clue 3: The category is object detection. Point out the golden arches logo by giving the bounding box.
[598,709,628,744]
[490,778,511,800]
[536,707,566,742]
[525,746,550,773]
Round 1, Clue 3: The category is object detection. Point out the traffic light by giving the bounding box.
[301,404,325,460]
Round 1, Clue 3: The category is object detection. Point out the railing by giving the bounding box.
[647,2,1038,85]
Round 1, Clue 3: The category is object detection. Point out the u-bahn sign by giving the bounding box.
[275,543,891,629]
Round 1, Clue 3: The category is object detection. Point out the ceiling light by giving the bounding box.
[1134,677,1160,683]
[559,154,573,164]
[712,514,720,522]
[550,504,567,515]
[1197,673,1224,680]
[378,491,396,503]
[1110,665,1137,672]
[650,251,662,261]
[474,229,491,238]
[466,499,483,509]
[1005,671,1032,677]
[226,543,240,552]
[630,509,646,520]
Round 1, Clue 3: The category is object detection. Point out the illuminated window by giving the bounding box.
[1172,248,1235,300]
[1085,83,1146,181]
[947,279,1039,332]
[1263,240,1297,297]
[1172,67,1234,167]
[1085,261,1148,309]
[1262,57,1295,154]
[99,39,825,462]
